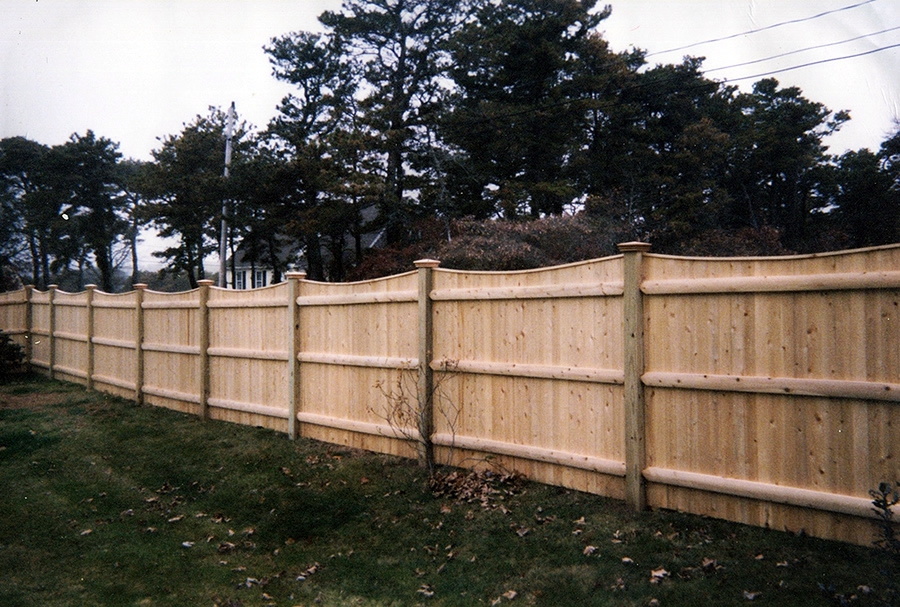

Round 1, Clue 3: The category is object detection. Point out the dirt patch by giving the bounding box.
[0,391,70,410]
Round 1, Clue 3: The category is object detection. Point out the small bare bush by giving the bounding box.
[371,359,461,476]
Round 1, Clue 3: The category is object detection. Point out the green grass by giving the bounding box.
[0,373,895,606]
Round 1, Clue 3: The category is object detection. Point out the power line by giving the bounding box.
[721,40,900,83]
[646,0,879,57]
[704,24,900,74]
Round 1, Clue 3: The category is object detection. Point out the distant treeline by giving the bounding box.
[2,0,898,292]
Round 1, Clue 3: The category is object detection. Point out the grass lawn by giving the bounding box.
[0,373,896,606]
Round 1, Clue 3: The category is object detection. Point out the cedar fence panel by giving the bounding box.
[1,242,898,546]
[140,285,204,415]
[92,289,140,399]
[28,288,51,370]
[207,282,292,431]
[50,289,89,384]
[295,270,420,458]
[429,256,627,498]
[641,246,900,544]
[0,287,29,358]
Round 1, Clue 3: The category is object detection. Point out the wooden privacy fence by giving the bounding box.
[1,242,899,545]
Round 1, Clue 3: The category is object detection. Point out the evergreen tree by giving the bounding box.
[56,131,128,292]
[141,108,250,289]
[724,79,849,250]
[0,137,54,288]
[444,0,611,218]
[320,0,463,243]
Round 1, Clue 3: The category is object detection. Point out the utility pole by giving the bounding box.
[219,101,235,288]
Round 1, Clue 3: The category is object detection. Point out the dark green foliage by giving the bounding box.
[0,133,143,293]
[0,331,25,377]
[870,482,900,605]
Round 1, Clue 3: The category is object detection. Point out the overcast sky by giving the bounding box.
[2,0,899,269]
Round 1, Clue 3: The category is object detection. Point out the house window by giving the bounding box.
[253,270,268,289]
[234,271,247,290]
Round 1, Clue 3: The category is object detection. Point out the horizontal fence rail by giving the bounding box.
[1,243,898,546]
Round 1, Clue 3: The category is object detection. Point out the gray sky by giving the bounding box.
[2,0,899,269]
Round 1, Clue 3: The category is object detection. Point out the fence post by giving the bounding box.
[85,285,96,390]
[415,259,440,469]
[24,285,33,369]
[134,283,148,406]
[198,279,214,420]
[286,271,306,440]
[48,284,58,380]
[618,241,651,511]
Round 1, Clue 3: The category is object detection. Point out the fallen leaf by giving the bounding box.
[583,545,598,556]
[218,541,236,553]
[573,516,586,525]
[776,560,789,568]
[167,514,184,523]
[650,568,669,584]
[502,590,518,600]
[622,557,634,565]
[181,541,194,548]
[80,529,92,536]
[743,590,762,600]
[610,577,626,591]
[417,584,435,598]
[754,554,764,560]
[262,592,273,600]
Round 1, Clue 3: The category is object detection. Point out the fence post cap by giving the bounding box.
[414,259,441,269]
[133,283,149,290]
[285,271,307,280]
[617,242,652,253]
[197,279,215,287]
